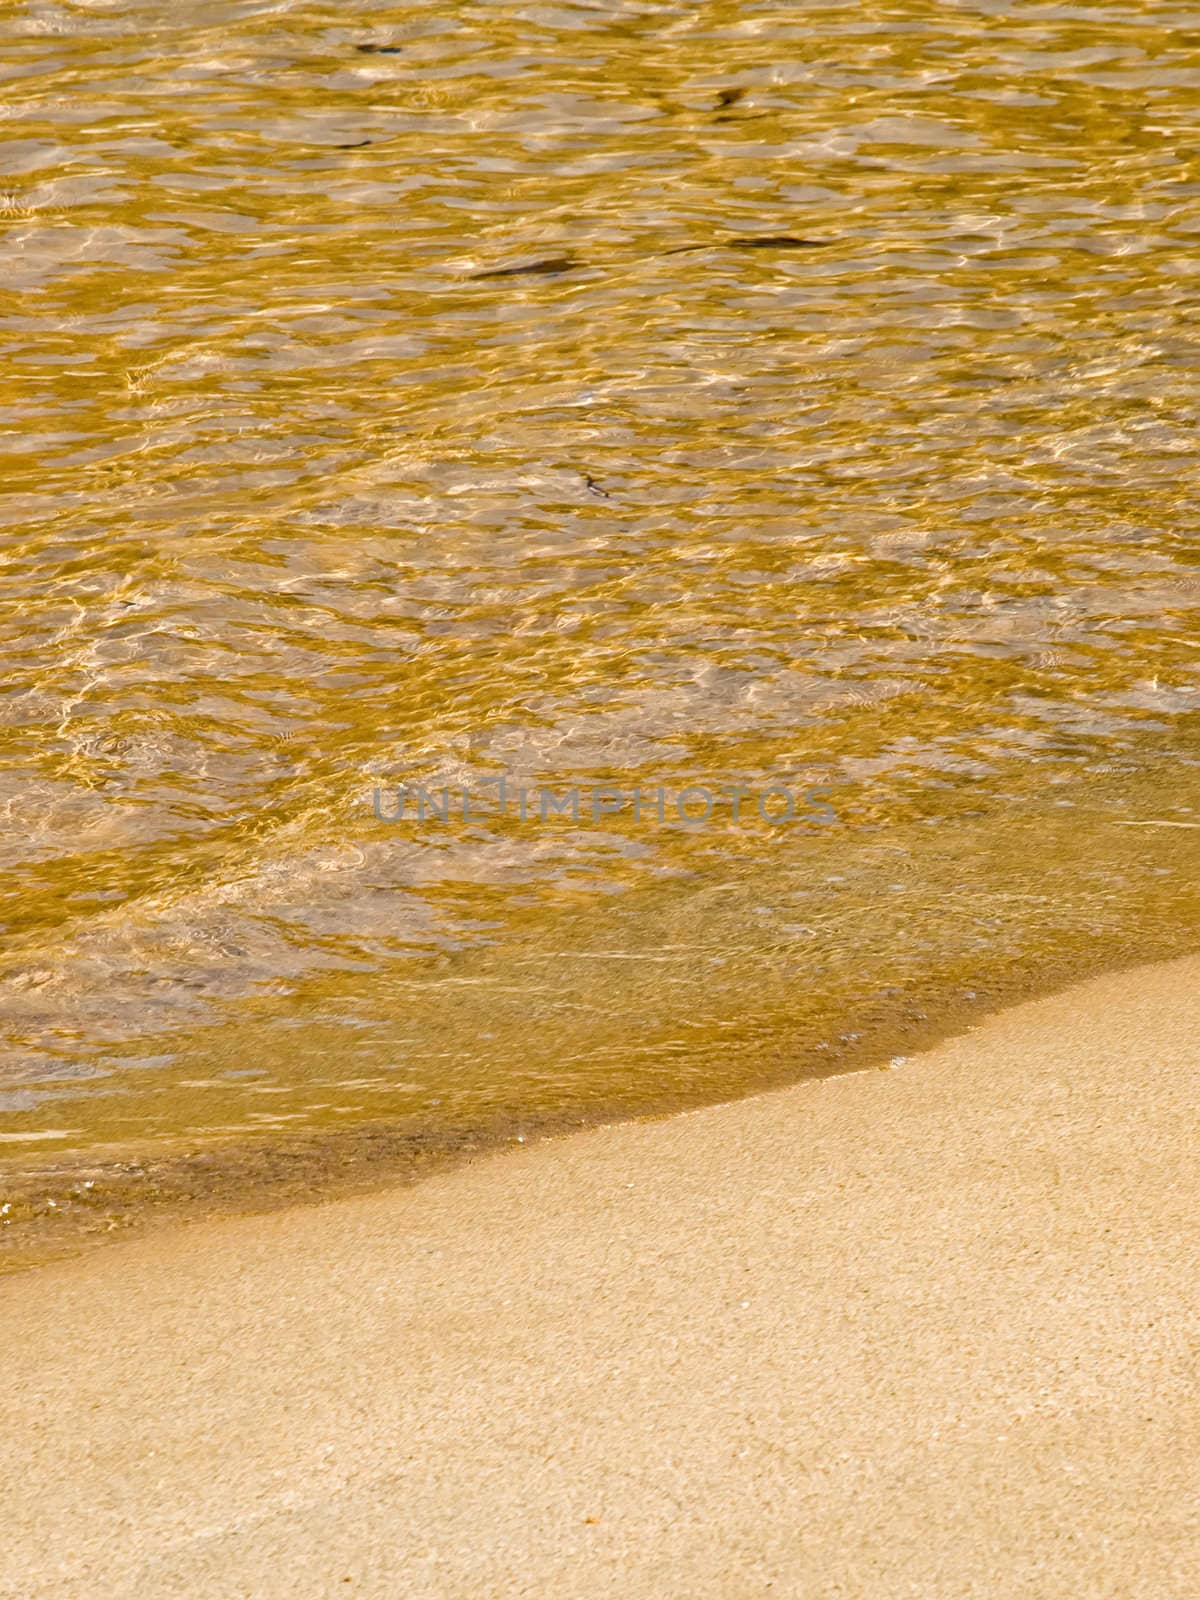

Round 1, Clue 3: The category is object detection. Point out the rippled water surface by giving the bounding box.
[1,0,1198,1222]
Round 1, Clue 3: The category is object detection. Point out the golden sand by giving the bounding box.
[3,956,1198,1598]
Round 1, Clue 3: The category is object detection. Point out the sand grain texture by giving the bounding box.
[3,956,1198,1598]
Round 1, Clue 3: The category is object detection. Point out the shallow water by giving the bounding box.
[1,0,1198,1218]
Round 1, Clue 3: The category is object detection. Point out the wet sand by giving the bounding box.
[3,955,1198,1599]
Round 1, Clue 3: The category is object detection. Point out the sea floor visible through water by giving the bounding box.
[4,742,1198,1274]
[2,0,1199,1268]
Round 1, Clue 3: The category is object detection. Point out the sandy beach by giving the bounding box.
[3,955,1198,1599]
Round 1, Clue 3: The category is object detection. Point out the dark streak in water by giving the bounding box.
[659,235,829,257]
[469,237,829,280]
[728,235,829,249]
[470,255,578,280]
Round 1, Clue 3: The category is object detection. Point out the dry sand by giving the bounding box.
[3,956,1198,1599]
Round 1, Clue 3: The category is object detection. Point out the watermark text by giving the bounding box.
[371,782,838,829]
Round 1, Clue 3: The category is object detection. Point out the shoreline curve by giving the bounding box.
[3,953,1198,1597]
